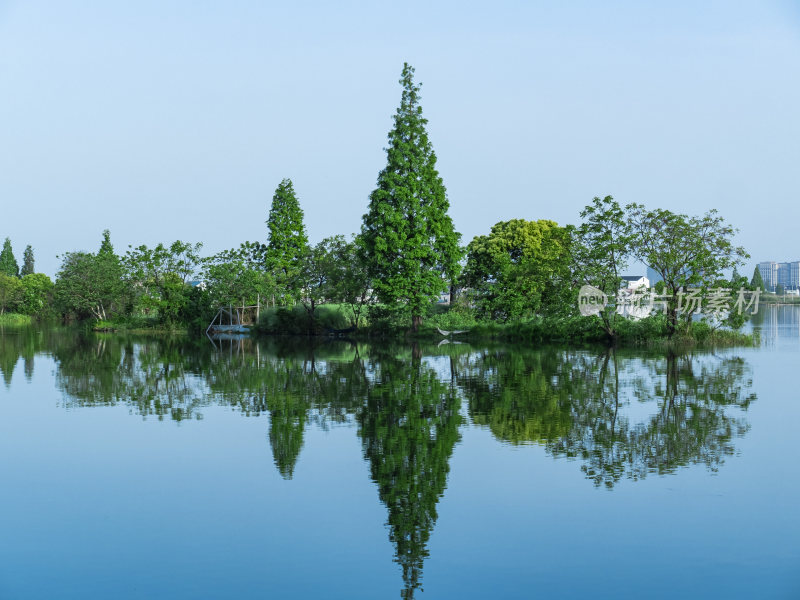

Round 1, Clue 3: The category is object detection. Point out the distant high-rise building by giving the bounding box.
[758,261,800,291]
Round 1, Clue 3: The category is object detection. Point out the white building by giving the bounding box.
[620,275,650,290]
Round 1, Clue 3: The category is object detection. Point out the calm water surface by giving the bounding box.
[1,307,799,599]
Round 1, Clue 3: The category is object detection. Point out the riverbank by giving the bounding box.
[252,305,755,348]
[0,313,33,327]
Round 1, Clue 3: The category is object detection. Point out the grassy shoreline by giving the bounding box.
[0,313,33,327]
[2,305,755,349]
[251,304,756,348]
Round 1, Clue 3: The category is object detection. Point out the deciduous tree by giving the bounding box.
[572,196,633,339]
[627,205,748,335]
[18,274,53,316]
[0,273,22,314]
[123,240,203,325]
[462,219,571,321]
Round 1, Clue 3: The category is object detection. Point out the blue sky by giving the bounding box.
[1,0,798,277]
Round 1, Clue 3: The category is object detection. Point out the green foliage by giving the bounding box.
[0,273,22,314]
[257,304,351,335]
[123,240,203,325]
[750,266,765,292]
[357,350,462,597]
[265,178,309,303]
[366,303,411,335]
[627,204,749,335]
[572,196,633,338]
[297,237,340,324]
[0,238,19,278]
[204,242,275,308]
[325,235,372,327]
[179,285,215,332]
[0,313,31,327]
[463,219,572,321]
[20,245,35,277]
[360,63,462,331]
[17,273,54,317]
[55,231,126,322]
[423,302,477,332]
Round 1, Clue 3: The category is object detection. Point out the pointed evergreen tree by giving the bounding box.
[265,178,309,303]
[0,238,19,278]
[98,229,115,257]
[360,64,462,331]
[750,266,766,292]
[20,245,35,276]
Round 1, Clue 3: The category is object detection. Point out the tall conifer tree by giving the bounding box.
[265,178,309,302]
[360,64,461,331]
[21,245,35,276]
[0,238,19,278]
[750,266,765,291]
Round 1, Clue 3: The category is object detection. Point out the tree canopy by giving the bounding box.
[571,196,633,338]
[462,219,571,321]
[0,238,19,278]
[627,205,749,334]
[360,63,461,331]
[20,245,35,277]
[265,178,309,303]
[750,266,765,292]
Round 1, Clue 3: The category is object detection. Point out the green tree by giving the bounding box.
[123,241,203,325]
[20,245,35,277]
[750,266,765,292]
[204,242,275,309]
[327,235,372,327]
[0,273,22,314]
[462,219,572,321]
[360,63,462,332]
[627,205,748,335]
[18,274,54,316]
[0,238,19,278]
[54,230,127,321]
[55,253,120,321]
[265,178,309,304]
[572,196,634,338]
[297,237,340,326]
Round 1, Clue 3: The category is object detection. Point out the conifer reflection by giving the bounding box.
[358,345,462,599]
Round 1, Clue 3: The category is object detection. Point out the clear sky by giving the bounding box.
[1,0,798,277]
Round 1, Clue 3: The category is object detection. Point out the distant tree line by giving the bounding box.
[0,64,751,339]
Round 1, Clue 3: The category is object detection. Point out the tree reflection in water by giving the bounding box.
[459,347,755,488]
[357,344,462,598]
[0,330,757,595]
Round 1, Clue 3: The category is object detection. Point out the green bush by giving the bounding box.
[0,313,32,327]
[257,304,353,335]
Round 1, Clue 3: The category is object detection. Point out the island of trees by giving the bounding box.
[0,64,756,345]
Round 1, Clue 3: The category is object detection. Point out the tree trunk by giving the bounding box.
[411,314,422,332]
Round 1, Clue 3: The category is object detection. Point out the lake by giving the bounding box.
[1,307,799,599]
